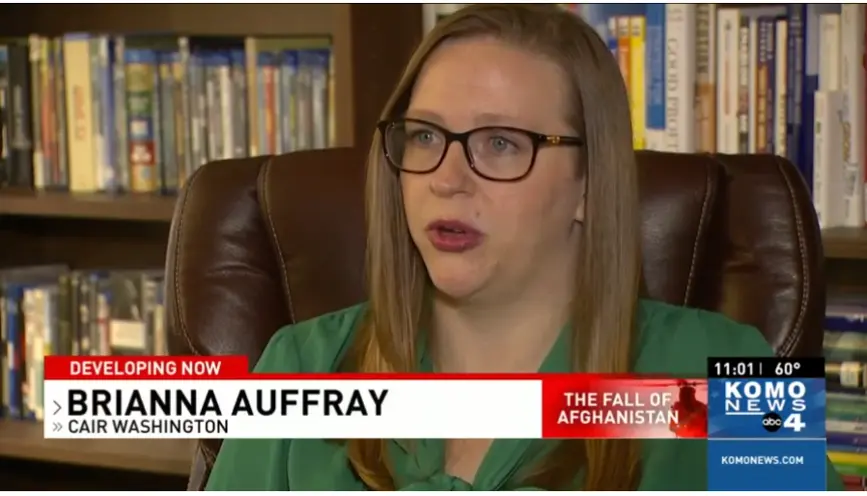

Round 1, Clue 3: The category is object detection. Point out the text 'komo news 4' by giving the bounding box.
[706,356,827,490]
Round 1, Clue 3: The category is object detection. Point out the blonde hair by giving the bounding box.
[341,4,642,490]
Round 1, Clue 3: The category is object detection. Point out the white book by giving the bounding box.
[774,19,788,157]
[840,4,866,227]
[819,13,841,91]
[219,63,233,159]
[716,8,740,153]
[747,18,758,153]
[813,90,846,228]
[664,4,696,152]
[28,35,45,190]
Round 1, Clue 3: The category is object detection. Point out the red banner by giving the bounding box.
[542,377,708,439]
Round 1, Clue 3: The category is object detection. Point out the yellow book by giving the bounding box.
[629,16,646,150]
[616,17,631,90]
[63,34,97,193]
[829,451,867,467]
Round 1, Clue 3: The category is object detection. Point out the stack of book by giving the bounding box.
[0,265,167,422]
[570,4,867,230]
[824,298,867,490]
[0,34,335,195]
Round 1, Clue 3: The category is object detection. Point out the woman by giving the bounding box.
[206,4,842,491]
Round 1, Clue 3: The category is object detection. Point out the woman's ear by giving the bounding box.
[574,167,587,224]
[574,203,584,224]
[574,194,586,224]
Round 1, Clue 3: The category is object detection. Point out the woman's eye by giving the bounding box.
[489,136,515,152]
[409,130,435,145]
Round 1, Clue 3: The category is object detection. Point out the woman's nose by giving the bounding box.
[429,141,474,197]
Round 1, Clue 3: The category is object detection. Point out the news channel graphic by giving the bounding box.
[42,356,707,441]
[541,376,708,439]
[706,356,827,491]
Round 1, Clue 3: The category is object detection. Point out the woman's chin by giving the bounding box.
[429,271,487,301]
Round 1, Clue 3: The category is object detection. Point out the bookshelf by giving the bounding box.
[0,191,177,221]
[823,228,867,261]
[0,3,423,490]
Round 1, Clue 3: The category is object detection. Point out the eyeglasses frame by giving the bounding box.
[376,118,585,182]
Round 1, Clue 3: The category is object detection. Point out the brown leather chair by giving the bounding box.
[166,148,825,490]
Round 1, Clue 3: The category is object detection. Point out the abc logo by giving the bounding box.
[762,412,783,432]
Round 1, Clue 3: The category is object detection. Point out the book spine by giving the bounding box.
[64,34,96,193]
[0,45,8,187]
[6,42,34,188]
[262,53,276,154]
[617,17,631,102]
[756,18,770,154]
[41,38,57,188]
[774,19,788,157]
[766,18,778,154]
[230,50,247,159]
[189,52,206,171]
[205,53,220,161]
[644,4,665,152]
[99,37,116,192]
[217,51,232,159]
[278,51,293,153]
[272,51,283,155]
[717,8,740,153]
[53,39,68,189]
[89,37,105,191]
[629,15,645,150]
[813,90,846,228]
[0,287,8,416]
[244,37,259,157]
[694,4,715,153]
[6,285,23,418]
[840,4,866,226]
[283,50,299,153]
[786,5,806,172]
[310,48,330,151]
[664,4,695,152]
[743,19,755,153]
[172,50,189,187]
[113,36,129,192]
[28,35,44,189]
[819,13,841,91]
[296,51,313,150]
[737,14,750,154]
[177,37,193,185]
[22,287,37,419]
[159,51,178,194]
[125,48,158,193]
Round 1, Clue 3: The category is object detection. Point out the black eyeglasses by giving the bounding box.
[377,118,584,182]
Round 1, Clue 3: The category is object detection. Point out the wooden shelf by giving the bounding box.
[0,4,342,37]
[0,419,194,476]
[0,191,177,222]
[823,227,867,260]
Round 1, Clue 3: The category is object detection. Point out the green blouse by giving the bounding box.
[205,299,844,491]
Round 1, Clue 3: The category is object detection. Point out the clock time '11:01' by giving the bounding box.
[713,361,761,378]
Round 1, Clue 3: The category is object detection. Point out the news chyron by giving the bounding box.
[707,356,827,491]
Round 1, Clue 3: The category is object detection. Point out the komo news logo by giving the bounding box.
[723,380,807,433]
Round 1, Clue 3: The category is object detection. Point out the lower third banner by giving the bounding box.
[43,356,707,440]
